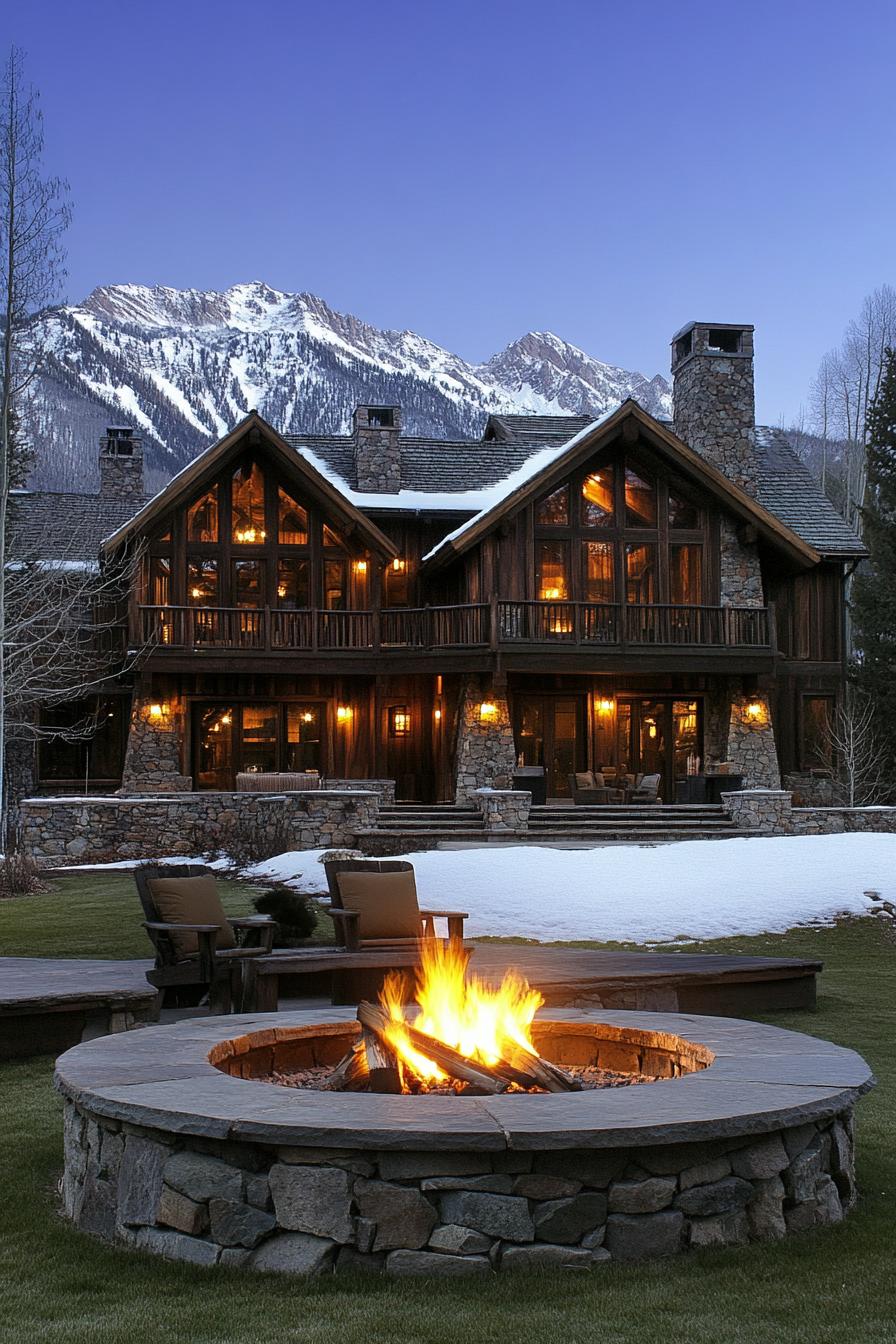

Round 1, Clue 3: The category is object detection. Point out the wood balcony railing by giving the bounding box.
[138,601,773,655]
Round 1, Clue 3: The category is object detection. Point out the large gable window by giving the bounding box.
[533,451,708,607]
[232,462,266,543]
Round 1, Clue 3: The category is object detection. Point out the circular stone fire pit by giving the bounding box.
[55,1009,874,1276]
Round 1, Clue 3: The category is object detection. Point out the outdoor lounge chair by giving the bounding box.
[629,772,662,804]
[568,771,625,805]
[323,858,468,951]
[135,863,276,1012]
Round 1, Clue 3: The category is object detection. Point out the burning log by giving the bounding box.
[327,1029,403,1094]
[503,1043,583,1094]
[357,1001,511,1095]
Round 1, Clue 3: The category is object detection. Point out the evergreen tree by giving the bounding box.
[851,345,896,795]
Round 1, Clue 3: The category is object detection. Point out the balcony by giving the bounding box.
[138,601,774,661]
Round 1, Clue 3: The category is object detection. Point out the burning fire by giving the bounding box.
[379,940,544,1092]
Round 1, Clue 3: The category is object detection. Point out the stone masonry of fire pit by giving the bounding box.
[55,1009,873,1276]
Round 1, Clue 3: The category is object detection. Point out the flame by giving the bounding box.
[378,940,544,1092]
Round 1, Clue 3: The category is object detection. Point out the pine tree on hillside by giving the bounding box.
[851,345,896,794]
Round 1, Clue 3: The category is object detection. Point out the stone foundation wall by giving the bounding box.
[121,697,192,793]
[60,1098,858,1275]
[454,679,517,804]
[18,790,379,865]
[474,789,532,833]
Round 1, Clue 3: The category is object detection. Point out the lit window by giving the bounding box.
[583,541,613,603]
[187,559,218,604]
[535,486,569,526]
[581,468,614,527]
[537,540,569,600]
[625,544,656,604]
[624,468,657,527]
[277,558,309,607]
[187,487,219,542]
[389,705,411,737]
[232,559,265,608]
[278,488,308,544]
[669,545,703,605]
[232,462,266,543]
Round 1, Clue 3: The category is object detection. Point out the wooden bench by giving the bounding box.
[243,946,439,1011]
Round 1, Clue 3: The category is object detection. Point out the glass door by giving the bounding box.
[514,695,585,798]
[617,698,702,801]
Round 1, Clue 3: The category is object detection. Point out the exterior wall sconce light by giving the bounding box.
[353,559,368,574]
[434,707,442,722]
[598,697,615,714]
[148,702,171,721]
[479,701,498,721]
[391,558,407,572]
[220,713,232,726]
[389,706,411,737]
[746,701,763,721]
[336,705,352,724]
[148,703,164,720]
[302,711,314,723]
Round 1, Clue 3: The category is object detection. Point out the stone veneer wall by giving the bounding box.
[120,698,192,793]
[672,334,757,494]
[721,789,794,835]
[721,788,896,836]
[325,779,396,805]
[784,773,837,807]
[18,790,379,865]
[718,519,764,606]
[791,806,896,836]
[352,407,402,493]
[60,1099,858,1275]
[454,680,517,804]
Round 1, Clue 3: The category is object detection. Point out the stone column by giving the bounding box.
[721,788,793,834]
[120,696,192,793]
[725,692,781,789]
[454,680,516,804]
[474,788,531,833]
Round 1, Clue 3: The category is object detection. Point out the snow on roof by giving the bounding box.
[421,415,611,562]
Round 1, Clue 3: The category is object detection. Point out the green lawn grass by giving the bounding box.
[0,877,893,1344]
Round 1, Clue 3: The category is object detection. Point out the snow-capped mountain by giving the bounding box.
[25,282,672,492]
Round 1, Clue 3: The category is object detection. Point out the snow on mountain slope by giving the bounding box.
[24,282,671,492]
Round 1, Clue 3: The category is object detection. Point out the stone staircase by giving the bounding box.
[355,801,749,853]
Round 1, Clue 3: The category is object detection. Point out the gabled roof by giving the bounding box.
[422,400,821,571]
[101,411,399,559]
[9,489,152,562]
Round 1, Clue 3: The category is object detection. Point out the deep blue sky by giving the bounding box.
[8,0,896,423]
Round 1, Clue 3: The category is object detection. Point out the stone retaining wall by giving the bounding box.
[791,806,896,836]
[18,790,379,865]
[60,1100,858,1275]
[722,789,896,837]
[722,789,794,834]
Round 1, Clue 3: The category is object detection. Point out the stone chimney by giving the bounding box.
[671,322,757,493]
[99,426,145,501]
[352,405,402,493]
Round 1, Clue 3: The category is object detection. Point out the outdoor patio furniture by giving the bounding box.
[567,771,625,805]
[134,863,276,1012]
[242,945,429,1011]
[323,858,468,950]
[630,772,662,804]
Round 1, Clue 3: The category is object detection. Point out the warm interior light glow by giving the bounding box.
[542,586,562,601]
[277,584,287,598]
[392,558,406,572]
[234,527,266,544]
[190,587,202,599]
[148,703,164,720]
[479,702,498,721]
[746,701,763,720]
[302,712,314,723]
[380,940,543,1093]
[598,697,614,714]
[220,713,232,727]
[336,705,352,723]
[354,559,368,574]
[434,708,442,721]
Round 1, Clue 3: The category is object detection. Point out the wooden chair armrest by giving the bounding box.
[328,909,361,922]
[228,916,274,927]
[227,915,277,953]
[419,909,469,919]
[143,921,222,933]
[328,907,361,951]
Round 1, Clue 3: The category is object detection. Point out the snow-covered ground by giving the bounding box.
[66,833,894,944]
[244,833,894,944]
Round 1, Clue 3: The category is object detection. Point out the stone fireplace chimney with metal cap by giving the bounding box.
[671,322,757,495]
[99,425,145,502]
[352,405,402,494]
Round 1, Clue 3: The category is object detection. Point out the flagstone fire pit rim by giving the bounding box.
[54,1008,874,1153]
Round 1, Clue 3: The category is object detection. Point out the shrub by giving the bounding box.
[252,886,317,946]
[0,851,46,898]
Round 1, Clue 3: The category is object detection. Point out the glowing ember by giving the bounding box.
[379,940,544,1092]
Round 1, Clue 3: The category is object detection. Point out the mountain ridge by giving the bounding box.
[24,281,672,493]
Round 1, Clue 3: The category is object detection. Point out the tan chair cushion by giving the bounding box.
[336,869,422,941]
[592,772,606,788]
[148,875,236,960]
[574,771,596,790]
